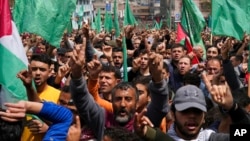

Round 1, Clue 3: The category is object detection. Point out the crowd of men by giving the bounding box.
[0,23,250,141]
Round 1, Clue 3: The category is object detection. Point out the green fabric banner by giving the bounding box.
[181,0,205,46]
[13,0,77,48]
[113,0,120,37]
[212,0,250,40]
[123,0,137,26]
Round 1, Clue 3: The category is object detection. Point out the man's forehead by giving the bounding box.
[114,88,136,96]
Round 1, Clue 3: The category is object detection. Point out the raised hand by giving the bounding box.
[82,23,90,39]
[67,116,81,141]
[220,37,232,60]
[69,37,86,79]
[134,109,154,137]
[202,72,234,110]
[243,33,250,44]
[124,25,135,39]
[148,52,164,83]
[132,57,141,72]
[87,55,102,80]
[17,67,33,88]
[57,63,71,79]
[102,45,113,60]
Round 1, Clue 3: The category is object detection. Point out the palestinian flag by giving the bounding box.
[176,22,188,44]
[0,0,28,108]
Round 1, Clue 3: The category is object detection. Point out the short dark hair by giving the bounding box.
[163,63,169,73]
[31,54,52,66]
[0,119,24,141]
[206,45,220,54]
[101,65,122,79]
[111,82,139,101]
[206,56,222,66]
[171,43,186,51]
[104,127,141,141]
[132,76,151,96]
[183,72,201,87]
[112,47,123,53]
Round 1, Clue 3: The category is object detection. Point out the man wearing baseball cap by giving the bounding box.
[135,84,250,141]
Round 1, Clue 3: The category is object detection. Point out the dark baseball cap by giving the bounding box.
[174,85,207,112]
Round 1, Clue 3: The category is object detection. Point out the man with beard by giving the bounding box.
[21,54,60,141]
[135,84,250,141]
[69,43,169,140]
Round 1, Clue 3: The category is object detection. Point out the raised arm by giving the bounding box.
[87,55,113,113]
[69,38,105,140]
[146,52,169,127]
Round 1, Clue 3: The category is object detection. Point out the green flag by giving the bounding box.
[66,18,73,34]
[122,37,128,81]
[13,0,77,48]
[212,0,250,40]
[113,0,120,37]
[181,0,206,57]
[104,11,109,32]
[154,20,160,29]
[95,8,102,33]
[181,0,205,45]
[124,0,137,26]
[159,19,163,29]
[104,11,113,33]
[91,20,96,30]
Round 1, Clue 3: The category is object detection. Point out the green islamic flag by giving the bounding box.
[66,18,73,34]
[113,0,120,37]
[95,8,102,33]
[13,0,77,48]
[124,0,137,26]
[104,11,109,32]
[104,11,112,33]
[181,0,205,45]
[122,37,128,82]
[91,19,96,30]
[181,0,206,57]
[212,0,250,40]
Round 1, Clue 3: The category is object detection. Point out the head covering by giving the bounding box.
[174,85,206,112]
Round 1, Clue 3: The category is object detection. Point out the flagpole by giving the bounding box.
[183,6,194,46]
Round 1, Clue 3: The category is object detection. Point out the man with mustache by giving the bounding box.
[135,77,250,141]
[69,41,169,140]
